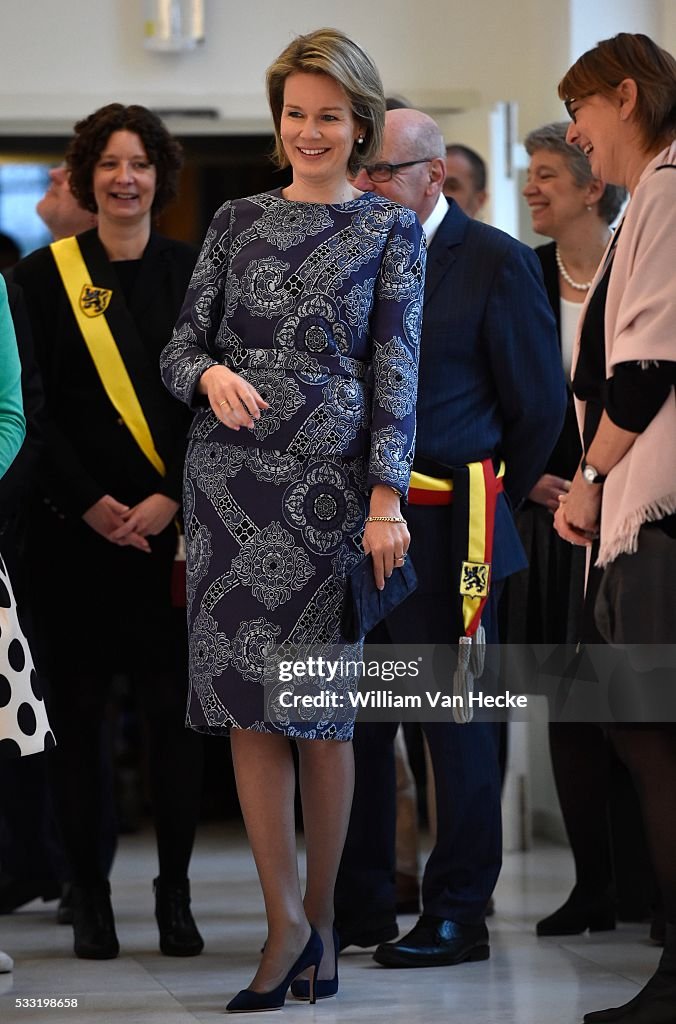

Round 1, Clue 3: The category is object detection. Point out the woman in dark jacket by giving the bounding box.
[13,104,203,962]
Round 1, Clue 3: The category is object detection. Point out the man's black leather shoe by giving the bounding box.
[373,916,489,967]
[336,914,398,951]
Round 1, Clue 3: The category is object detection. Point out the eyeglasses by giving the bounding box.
[362,159,434,182]
[564,94,592,123]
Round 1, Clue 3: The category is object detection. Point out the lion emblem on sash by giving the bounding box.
[460,560,490,599]
[79,284,112,317]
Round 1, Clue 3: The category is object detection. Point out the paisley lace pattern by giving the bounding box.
[161,190,425,739]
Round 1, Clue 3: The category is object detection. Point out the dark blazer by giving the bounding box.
[337,202,566,930]
[534,241,582,481]
[12,230,196,518]
[415,201,566,580]
[11,230,198,672]
[536,240,561,336]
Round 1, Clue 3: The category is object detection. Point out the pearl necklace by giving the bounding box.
[555,246,594,291]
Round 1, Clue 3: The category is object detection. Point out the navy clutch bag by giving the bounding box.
[341,555,418,642]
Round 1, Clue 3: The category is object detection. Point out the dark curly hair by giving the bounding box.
[66,104,183,215]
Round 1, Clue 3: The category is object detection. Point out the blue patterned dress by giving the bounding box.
[161,189,425,740]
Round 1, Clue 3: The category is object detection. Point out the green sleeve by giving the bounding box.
[0,276,26,479]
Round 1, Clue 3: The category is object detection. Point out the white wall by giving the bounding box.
[1,1,672,132]
[0,0,572,133]
[569,0,663,63]
[663,0,676,52]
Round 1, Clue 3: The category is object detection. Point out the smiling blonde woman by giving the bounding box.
[162,27,425,1013]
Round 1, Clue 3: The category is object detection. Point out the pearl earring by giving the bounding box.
[357,135,365,145]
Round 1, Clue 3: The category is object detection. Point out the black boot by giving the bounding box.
[71,881,119,960]
[536,885,616,936]
[153,877,204,957]
[584,923,676,1023]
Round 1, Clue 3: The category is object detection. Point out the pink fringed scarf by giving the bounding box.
[572,142,676,567]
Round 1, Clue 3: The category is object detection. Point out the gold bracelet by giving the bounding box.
[365,515,407,524]
[370,485,401,498]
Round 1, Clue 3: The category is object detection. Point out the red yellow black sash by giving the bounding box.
[408,459,505,637]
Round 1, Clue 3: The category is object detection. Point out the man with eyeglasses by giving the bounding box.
[335,108,565,969]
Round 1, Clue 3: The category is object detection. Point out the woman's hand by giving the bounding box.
[82,494,149,552]
[110,493,179,550]
[529,473,570,512]
[198,364,269,430]
[553,470,601,546]
[363,483,410,590]
[554,414,638,546]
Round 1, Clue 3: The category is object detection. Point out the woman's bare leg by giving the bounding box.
[297,737,354,979]
[230,729,310,992]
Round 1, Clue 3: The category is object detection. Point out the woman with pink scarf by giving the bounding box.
[555,32,676,1024]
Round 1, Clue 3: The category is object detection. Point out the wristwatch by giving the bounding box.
[581,457,606,484]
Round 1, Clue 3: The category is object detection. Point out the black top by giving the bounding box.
[573,217,675,437]
[12,230,197,517]
[572,252,614,450]
[110,259,141,305]
[606,361,676,433]
[572,225,676,537]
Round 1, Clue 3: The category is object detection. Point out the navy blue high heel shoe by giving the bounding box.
[291,927,339,1000]
[226,927,323,1013]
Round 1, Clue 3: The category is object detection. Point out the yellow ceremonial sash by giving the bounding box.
[408,460,506,636]
[460,459,505,634]
[50,236,166,477]
[462,461,490,633]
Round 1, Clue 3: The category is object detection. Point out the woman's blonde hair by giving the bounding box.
[266,27,385,177]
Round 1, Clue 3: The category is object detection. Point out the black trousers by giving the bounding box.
[336,503,503,926]
[28,514,204,887]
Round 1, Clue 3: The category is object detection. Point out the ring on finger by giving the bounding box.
[218,399,230,409]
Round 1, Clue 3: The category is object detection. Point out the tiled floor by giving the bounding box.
[0,825,660,1023]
